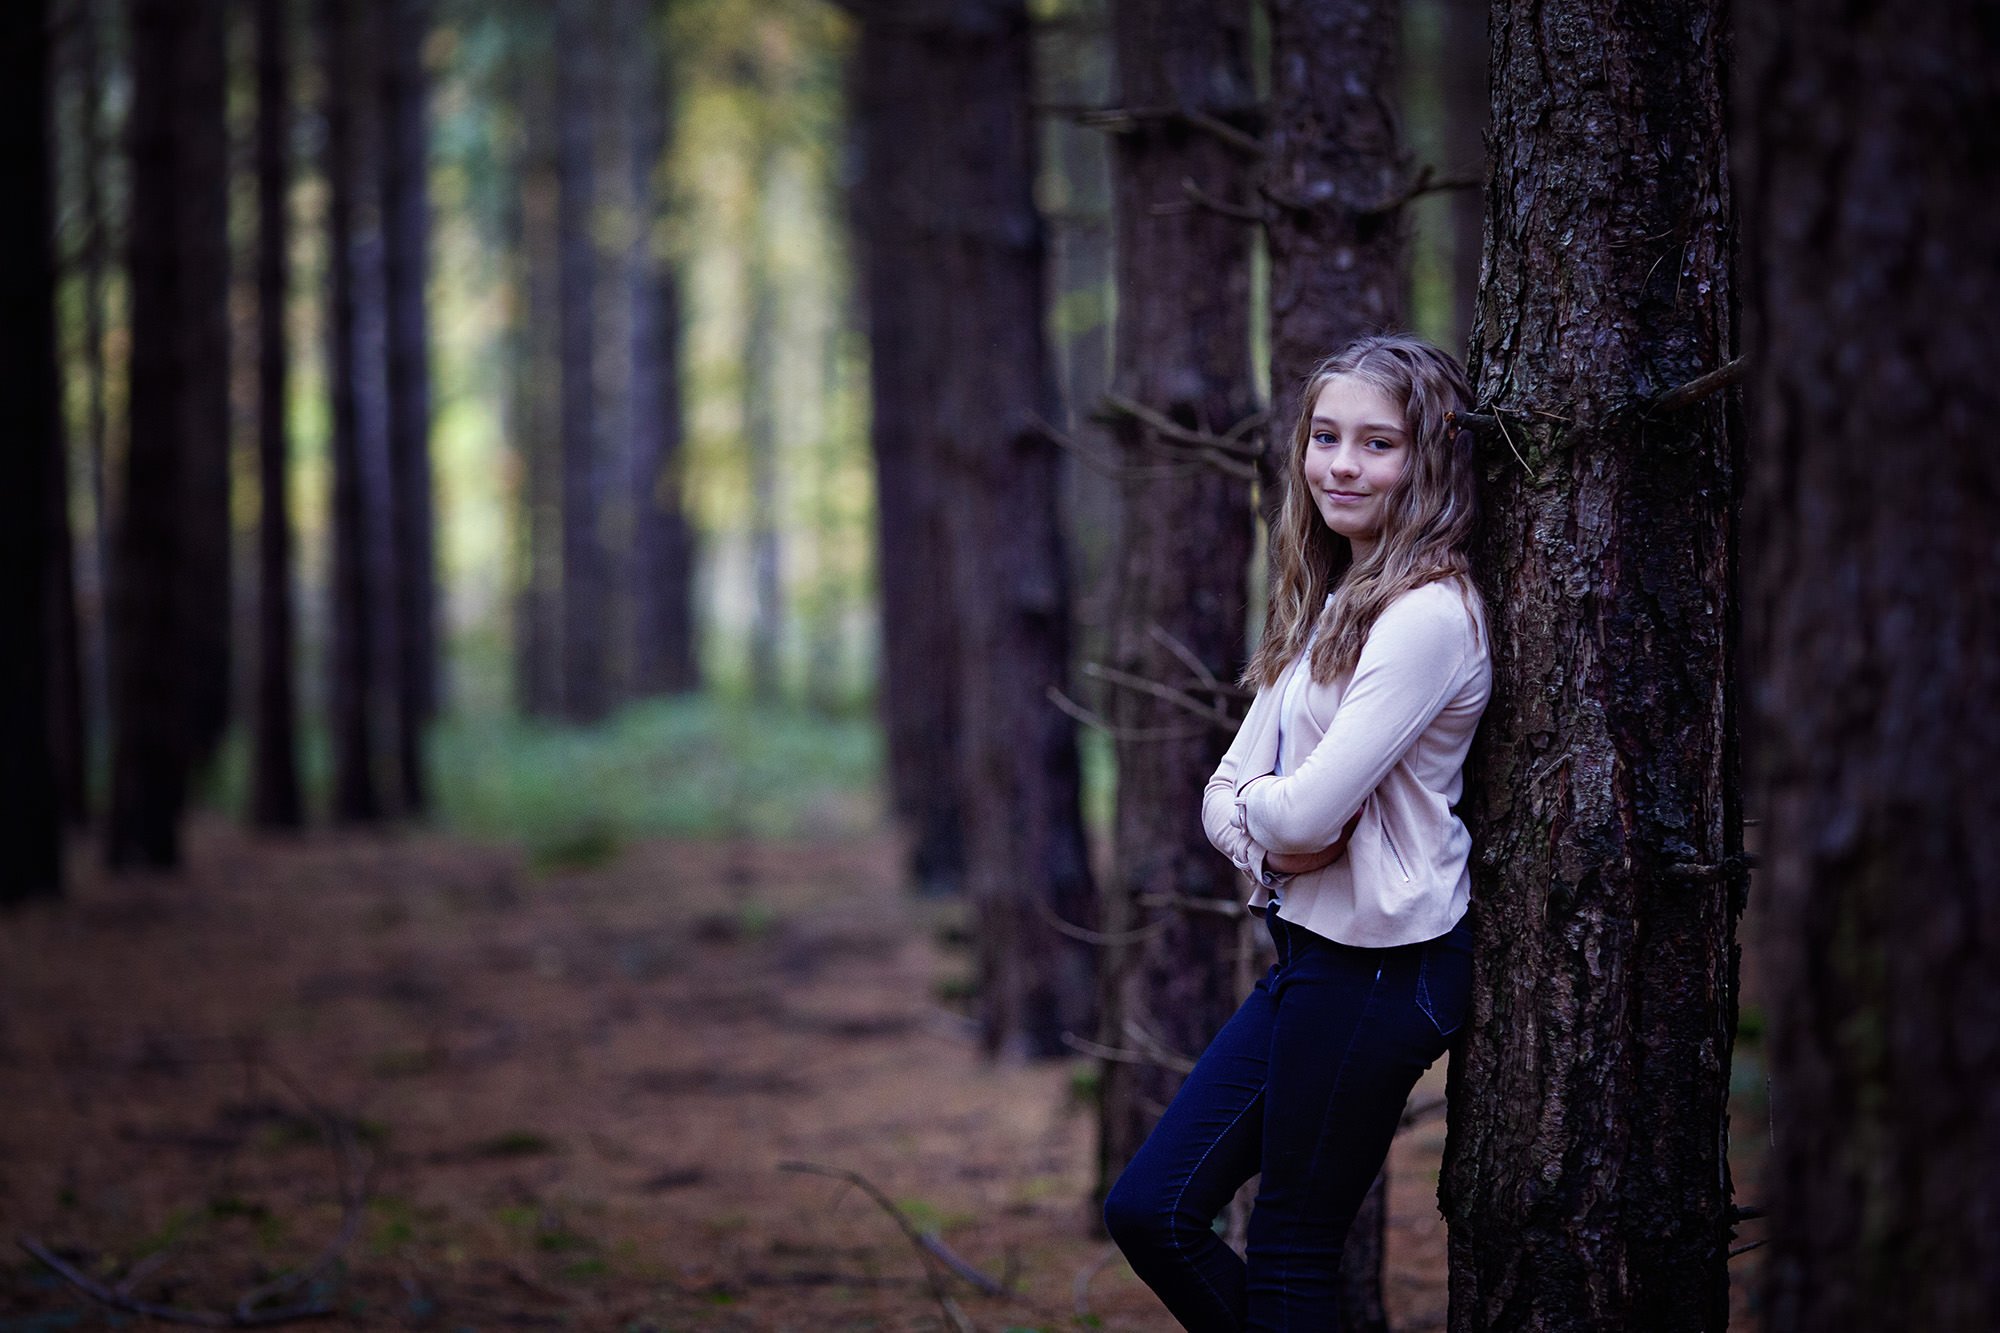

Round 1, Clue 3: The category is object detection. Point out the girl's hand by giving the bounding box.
[1263,809,1364,876]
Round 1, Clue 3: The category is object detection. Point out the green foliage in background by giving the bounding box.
[202,692,882,867]
[432,694,883,864]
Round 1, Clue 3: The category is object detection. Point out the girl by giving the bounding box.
[1103,334,1490,1330]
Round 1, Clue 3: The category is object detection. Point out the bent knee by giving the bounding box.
[1102,1174,1171,1253]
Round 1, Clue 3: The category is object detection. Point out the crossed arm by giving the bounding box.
[1263,808,1363,875]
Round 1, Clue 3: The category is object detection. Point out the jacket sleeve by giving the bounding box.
[1238,588,1471,854]
[1202,678,1283,882]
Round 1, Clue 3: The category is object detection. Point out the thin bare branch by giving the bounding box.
[1180,176,1268,224]
[1648,356,1747,414]
[1037,896,1172,947]
[1136,890,1250,919]
[1046,685,1207,743]
[1064,104,1265,158]
[1080,662,1237,729]
[1061,1031,1198,1076]
[1097,392,1267,459]
[1030,413,1201,481]
[18,1239,333,1328]
[780,1160,1007,1322]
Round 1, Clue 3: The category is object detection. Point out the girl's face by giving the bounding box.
[1302,373,1410,560]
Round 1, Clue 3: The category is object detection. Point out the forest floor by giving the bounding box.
[1,816,1770,1332]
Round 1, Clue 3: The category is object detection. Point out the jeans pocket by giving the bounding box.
[1415,939,1470,1038]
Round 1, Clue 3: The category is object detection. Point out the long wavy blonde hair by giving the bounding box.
[1244,334,1480,689]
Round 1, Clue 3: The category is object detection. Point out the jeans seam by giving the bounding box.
[1170,1089,1263,1331]
[1280,961,1385,1332]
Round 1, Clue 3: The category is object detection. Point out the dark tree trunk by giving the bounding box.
[78,0,112,723]
[1038,1,1119,690]
[1738,5,2000,1329]
[320,0,382,822]
[858,0,1097,1058]
[1441,3,1740,1329]
[1438,0,1485,361]
[742,148,783,703]
[250,0,303,831]
[555,0,606,723]
[1265,0,1406,436]
[108,0,215,868]
[848,13,964,895]
[1264,5,1410,1314]
[2,0,65,901]
[626,7,698,697]
[510,18,563,721]
[179,0,231,771]
[380,0,435,809]
[1097,0,1259,1183]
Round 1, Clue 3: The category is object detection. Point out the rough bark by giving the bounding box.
[1440,3,1741,1329]
[108,0,211,867]
[1737,5,2000,1329]
[321,0,383,822]
[555,0,607,723]
[625,1,699,697]
[250,0,303,831]
[2,0,65,901]
[380,0,437,806]
[1097,0,1259,1182]
[848,11,964,895]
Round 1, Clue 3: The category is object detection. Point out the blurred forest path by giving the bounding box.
[1,815,1461,1331]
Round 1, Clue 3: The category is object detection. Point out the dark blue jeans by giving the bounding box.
[1103,905,1473,1331]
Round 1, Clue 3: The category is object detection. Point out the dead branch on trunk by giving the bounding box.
[1080,661,1238,731]
[1054,103,1266,159]
[1097,392,1267,459]
[1046,684,1208,744]
[1647,356,1746,414]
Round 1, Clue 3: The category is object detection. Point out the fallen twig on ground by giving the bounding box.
[779,1158,1011,1330]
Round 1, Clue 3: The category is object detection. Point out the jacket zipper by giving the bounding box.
[1382,820,1412,882]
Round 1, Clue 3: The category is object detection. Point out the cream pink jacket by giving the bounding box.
[1201,579,1490,947]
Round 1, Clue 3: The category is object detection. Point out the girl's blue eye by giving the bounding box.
[1366,438,1394,450]
[1311,430,1335,445]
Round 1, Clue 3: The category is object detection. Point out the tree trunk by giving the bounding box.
[859,0,1098,1058]
[742,143,784,703]
[2,0,65,901]
[321,0,383,822]
[1097,0,1259,1184]
[78,0,112,754]
[626,3,698,698]
[555,0,607,723]
[1438,0,1485,362]
[1265,0,1406,441]
[1737,5,2000,1329]
[1440,3,1740,1329]
[1263,5,1410,1315]
[380,0,435,809]
[1038,1,1119,701]
[848,13,964,895]
[250,0,303,831]
[108,0,212,867]
[510,15,563,721]
[179,0,231,771]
